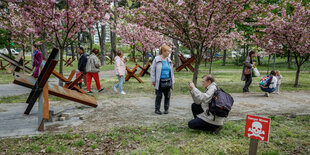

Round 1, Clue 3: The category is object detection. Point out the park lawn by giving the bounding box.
[2,69,309,103]
[1,59,310,103]
[0,115,309,154]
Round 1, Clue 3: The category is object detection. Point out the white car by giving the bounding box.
[0,48,19,55]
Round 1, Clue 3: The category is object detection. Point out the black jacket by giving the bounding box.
[78,53,87,72]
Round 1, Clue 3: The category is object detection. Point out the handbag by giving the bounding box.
[160,78,172,89]
[244,68,251,75]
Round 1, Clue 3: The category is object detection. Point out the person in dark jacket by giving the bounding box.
[78,47,87,87]
[241,51,255,93]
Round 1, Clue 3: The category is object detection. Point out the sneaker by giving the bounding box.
[113,86,118,93]
[265,92,269,97]
[98,88,104,93]
[87,91,93,93]
[120,91,126,95]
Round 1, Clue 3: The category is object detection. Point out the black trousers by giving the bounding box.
[155,87,171,111]
[243,74,252,92]
[188,103,220,132]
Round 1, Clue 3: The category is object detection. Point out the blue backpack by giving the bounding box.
[208,86,234,119]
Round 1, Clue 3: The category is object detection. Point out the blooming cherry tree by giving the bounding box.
[115,21,172,64]
[19,0,110,85]
[126,0,251,84]
[250,1,310,87]
[0,2,37,53]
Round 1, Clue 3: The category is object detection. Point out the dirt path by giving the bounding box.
[1,91,309,137]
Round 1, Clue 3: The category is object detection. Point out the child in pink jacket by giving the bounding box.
[113,50,126,94]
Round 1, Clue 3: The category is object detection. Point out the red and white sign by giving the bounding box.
[245,115,271,142]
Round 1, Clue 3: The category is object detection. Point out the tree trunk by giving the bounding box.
[89,32,93,52]
[209,47,214,74]
[76,46,80,60]
[293,54,309,88]
[71,43,75,60]
[173,39,181,68]
[132,45,136,61]
[267,54,271,74]
[273,53,276,71]
[110,0,117,64]
[222,50,226,66]
[77,33,81,60]
[65,47,68,60]
[192,55,202,85]
[288,51,292,69]
[110,30,116,64]
[58,48,64,86]
[143,51,149,67]
[257,55,261,65]
[242,45,246,58]
[100,24,106,65]
[41,33,48,60]
[294,64,300,88]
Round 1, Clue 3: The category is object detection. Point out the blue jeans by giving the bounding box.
[260,86,275,93]
[276,84,280,93]
[114,75,125,92]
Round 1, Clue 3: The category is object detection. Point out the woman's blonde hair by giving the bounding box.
[160,44,171,54]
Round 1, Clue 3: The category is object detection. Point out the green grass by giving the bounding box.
[0,94,66,103]
[0,57,309,103]
[0,115,309,154]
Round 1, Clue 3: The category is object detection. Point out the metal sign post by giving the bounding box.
[245,115,271,155]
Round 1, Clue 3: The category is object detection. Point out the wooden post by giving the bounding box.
[249,139,259,155]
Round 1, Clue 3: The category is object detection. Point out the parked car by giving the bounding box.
[184,54,191,59]
[0,48,19,55]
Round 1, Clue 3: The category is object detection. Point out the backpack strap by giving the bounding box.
[207,85,219,118]
[266,75,273,87]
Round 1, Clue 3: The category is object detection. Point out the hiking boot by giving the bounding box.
[155,110,162,115]
[120,91,126,95]
[98,88,104,93]
[113,86,118,93]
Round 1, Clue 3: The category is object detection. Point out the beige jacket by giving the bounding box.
[190,82,225,126]
[86,53,101,73]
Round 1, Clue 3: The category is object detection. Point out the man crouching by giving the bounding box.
[188,75,224,133]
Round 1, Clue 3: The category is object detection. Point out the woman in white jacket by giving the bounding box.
[113,50,126,95]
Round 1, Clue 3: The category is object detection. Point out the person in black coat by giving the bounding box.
[78,47,87,87]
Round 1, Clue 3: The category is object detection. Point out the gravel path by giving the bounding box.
[1,90,310,138]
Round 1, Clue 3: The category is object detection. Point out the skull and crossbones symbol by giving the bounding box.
[248,121,265,140]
